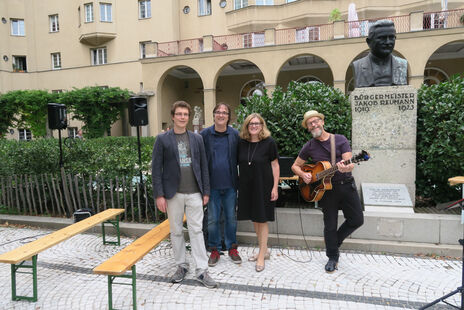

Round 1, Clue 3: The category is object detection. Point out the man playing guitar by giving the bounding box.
[291,110,364,273]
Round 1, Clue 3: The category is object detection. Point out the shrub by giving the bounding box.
[235,81,351,157]
[0,136,156,179]
[416,74,464,203]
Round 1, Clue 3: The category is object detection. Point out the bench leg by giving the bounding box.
[102,215,121,246]
[11,254,38,302]
[107,265,137,310]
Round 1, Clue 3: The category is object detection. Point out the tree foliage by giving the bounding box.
[416,74,464,203]
[0,90,57,138]
[235,81,351,157]
[59,86,132,138]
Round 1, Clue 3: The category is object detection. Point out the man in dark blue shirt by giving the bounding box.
[201,103,241,266]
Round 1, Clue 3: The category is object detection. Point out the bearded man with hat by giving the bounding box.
[291,110,364,273]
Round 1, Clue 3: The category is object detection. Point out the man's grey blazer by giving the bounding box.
[152,129,210,200]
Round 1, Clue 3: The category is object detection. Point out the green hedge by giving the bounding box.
[0,136,155,179]
[235,81,351,157]
[416,75,464,203]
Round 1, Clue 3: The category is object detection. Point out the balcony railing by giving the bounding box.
[344,14,410,38]
[213,32,265,51]
[423,8,464,30]
[276,23,333,45]
[146,9,463,58]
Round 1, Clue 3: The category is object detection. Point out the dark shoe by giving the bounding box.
[228,245,242,264]
[208,249,220,267]
[196,271,218,288]
[170,266,188,283]
[325,259,338,273]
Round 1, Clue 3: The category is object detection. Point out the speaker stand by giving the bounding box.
[135,126,155,222]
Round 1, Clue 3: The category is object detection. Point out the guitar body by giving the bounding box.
[299,161,333,202]
[297,150,370,203]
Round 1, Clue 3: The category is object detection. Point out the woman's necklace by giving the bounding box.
[247,141,259,166]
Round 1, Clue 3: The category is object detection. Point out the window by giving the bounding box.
[12,56,27,72]
[198,0,211,16]
[91,47,107,65]
[51,53,61,70]
[11,19,25,36]
[84,3,94,22]
[18,129,32,141]
[139,41,149,58]
[139,0,151,19]
[234,0,248,10]
[49,14,59,32]
[100,3,112,22]
[243,33,264,48]
[286,0,297,2]
[255,0,273,5]
[308,26,320,41]
[295,26,320,43]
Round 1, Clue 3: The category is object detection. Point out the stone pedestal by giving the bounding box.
[349,85,417,208]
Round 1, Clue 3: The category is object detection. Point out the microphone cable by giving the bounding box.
[274,183,314,263]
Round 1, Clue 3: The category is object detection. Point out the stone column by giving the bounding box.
[409,11,424,32]
[203,88,216,127]
[146,42,158,58]
[333,80,346,94]
[202,35,213,52]
[148,94,161,137]
[264,28,275,46]
[333,20,345,39]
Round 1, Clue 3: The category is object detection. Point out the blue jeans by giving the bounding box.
[207,188,237,250]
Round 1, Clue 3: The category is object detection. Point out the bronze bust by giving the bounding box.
[353,20,408,88]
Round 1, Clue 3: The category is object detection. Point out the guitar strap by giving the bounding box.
[330,134,336,166]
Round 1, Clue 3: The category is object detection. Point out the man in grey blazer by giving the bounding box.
[353,19,408,88]
[152,100,217,288]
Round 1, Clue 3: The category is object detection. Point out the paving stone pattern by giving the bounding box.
[0,226,461,309]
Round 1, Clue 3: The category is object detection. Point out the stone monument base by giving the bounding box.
[364,205,414,214]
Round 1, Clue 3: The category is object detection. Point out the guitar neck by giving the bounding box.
[317,158,353,180]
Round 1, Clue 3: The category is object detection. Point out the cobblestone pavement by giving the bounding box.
[0,225,461,309]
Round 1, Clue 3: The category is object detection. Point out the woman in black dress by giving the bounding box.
[237,113,280,272]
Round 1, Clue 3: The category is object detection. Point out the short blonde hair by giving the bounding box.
[239,113,271,141]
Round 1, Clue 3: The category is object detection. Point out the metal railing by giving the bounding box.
[344,14,410,38]
[423,8,464,30]
[275,23,333,45]
[151,9,462,57]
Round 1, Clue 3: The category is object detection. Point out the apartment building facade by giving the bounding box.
[1,0,463,139]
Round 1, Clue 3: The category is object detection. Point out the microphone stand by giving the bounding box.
[420,197,464,309]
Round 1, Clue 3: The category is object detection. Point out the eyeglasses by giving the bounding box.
[174,112,189,117]
[248,122,262,127]
[307,118,321,127]
[214,111,229,116]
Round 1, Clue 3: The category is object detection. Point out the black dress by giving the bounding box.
[237,137,278,223]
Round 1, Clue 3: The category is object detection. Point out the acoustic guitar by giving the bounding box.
[298,150,370,202]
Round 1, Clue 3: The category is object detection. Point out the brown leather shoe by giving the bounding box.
[208,249,220,267]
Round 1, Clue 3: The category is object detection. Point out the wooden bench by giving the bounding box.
[93,216,179,310]
[0,208,124,302]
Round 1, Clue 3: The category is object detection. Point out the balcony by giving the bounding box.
[144,9,464,58]
[79,21,117,46]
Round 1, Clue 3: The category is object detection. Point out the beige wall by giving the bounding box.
[1,0,464,139]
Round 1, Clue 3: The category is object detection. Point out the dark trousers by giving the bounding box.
[319,180,364,260]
